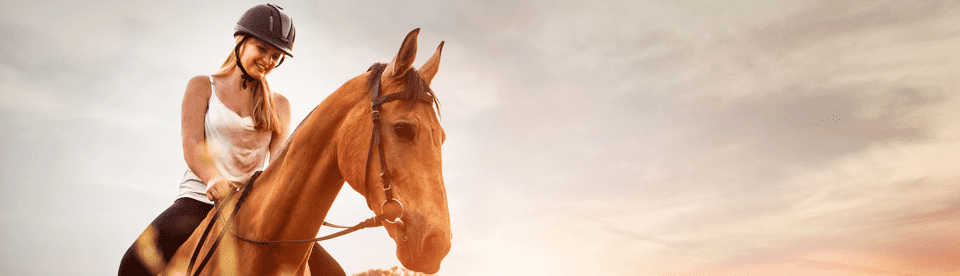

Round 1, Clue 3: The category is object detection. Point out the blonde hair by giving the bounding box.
[214,35,285,135]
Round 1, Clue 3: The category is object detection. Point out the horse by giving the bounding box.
[156,28,451,275]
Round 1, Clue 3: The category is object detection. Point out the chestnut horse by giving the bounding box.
[159,29,451,275]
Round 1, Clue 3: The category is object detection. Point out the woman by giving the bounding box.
[119,4,345,276]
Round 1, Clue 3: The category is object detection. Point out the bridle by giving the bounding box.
[368,66,409,226]
[185,65,422,276]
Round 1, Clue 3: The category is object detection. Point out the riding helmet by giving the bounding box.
[234,3,295,57]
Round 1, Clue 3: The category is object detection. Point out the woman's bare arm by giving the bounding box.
[181,75,232,201]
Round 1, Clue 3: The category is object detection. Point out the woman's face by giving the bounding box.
[239,38,284,79]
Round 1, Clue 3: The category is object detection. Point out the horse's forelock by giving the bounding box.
[366,63,441,116]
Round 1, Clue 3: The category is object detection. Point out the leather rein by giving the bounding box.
[186,68,415,276]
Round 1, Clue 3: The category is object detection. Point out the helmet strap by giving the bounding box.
[275,55,285,68]
[234,36,258,90]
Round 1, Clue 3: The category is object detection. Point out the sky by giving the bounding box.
[2,0,960,275]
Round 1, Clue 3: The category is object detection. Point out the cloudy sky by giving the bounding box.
[3,0,960,275]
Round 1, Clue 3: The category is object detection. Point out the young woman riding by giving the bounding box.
[118,4,345,276]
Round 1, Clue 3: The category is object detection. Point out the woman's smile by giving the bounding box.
[254,62,267,75]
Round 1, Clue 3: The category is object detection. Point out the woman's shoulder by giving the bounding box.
[271,91,290,125]
[187,75,213,90]
[184,75,214,99]
[272,91,289,109]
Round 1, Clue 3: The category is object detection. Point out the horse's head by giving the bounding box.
[337,29,451,274]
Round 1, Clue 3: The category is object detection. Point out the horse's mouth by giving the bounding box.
[397,248,445,274]
[394,225,451,274]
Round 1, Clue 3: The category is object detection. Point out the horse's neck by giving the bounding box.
[236,79,368,241]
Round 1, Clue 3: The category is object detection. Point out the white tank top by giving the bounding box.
[178,75,272,204]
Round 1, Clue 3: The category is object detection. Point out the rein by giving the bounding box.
[186,171,260,276]
[186,171,383,276]
[186,67,415,275]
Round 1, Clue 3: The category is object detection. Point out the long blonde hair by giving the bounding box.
[214,35,285,135]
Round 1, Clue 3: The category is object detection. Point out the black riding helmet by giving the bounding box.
[233,3,296,88]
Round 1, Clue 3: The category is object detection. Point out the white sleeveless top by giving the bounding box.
[178,76,272,204]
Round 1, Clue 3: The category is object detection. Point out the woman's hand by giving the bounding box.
[205,177,238,202]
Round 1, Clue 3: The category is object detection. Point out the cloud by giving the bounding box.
[0,9,197,275]
[436,1,960,274]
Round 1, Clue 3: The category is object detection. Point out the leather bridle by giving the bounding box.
[368,67,409,226]
[185,65,421,276]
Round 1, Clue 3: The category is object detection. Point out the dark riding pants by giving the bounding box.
[118,198,345,276]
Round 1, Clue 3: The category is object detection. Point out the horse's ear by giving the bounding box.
[419,41,444,85]
[383,28,420,79]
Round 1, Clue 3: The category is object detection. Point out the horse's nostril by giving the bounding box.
[421,231,451,258]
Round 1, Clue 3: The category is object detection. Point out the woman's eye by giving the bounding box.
[393,122,416,141]
[258,46,267,52]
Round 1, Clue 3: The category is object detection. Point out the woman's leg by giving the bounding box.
[309,242,346,276]
[118,198,213,276]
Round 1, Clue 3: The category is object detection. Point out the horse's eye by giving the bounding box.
[393,122,416,141]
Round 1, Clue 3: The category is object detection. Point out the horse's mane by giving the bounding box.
[367,63,441,117]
